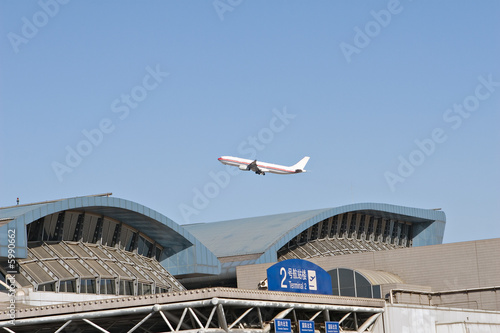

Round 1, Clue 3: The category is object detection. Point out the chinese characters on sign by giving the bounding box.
[299,320,315,333]
[325,321,340,333]
[267,259,333,295]
[274,319,292,333]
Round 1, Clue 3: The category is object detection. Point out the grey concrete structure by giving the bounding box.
[237,238,500,311]
[0,288,385,332]
[1,195,498,332]
[182,203,446,288]
[0,194,221,303]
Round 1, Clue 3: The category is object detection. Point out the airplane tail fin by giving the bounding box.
[291,156,310,172]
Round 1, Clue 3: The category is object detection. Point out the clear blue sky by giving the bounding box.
[1,1,499,244]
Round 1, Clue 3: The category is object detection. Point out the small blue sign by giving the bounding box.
[267,259,333,295]
[299,320,315,333]
[325,321,340,333]
[274,319,292,333]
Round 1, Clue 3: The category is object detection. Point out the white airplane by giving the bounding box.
[218,156,310,175]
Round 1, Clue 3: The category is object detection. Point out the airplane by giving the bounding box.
[218,156,310,175]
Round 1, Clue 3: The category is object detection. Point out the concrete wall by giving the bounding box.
[391,288,500,311]
[373,304,500,333]
[0,287,121,308]
[237,239,500,292]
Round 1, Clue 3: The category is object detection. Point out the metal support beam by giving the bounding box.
[257,307,264,328]
[263,308,294,333]
[82,318,110,333]
[228,307,254,329]
[211,298,383,314]
[339,312,351,324]
[188,307,204,329]
[176,308,189,331]
[308,310,322,321]
[323,309,330,322]
[191,307,212,328]
[274,308,294,321]
[163,309,191,331]
[217,304,229,333]
[54,320,72,333]
[357,313,381,333]
[205,306,217,329]
[0,297,384,330]
[159,311,174,332]
[127,312,154,333]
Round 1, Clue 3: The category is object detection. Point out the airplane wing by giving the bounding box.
[247,160,259,172]
[248,160,266,175]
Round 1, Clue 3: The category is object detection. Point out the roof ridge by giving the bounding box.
[0,193,113,210]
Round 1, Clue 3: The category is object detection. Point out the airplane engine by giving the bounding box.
[239,165,248,171]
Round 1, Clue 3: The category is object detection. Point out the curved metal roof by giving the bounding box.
[354,269,405,285]
[0,196,221,276]
[184,203,446,267]
[184,209,331,258]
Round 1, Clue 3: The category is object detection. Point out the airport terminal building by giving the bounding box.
[0,194,499,332]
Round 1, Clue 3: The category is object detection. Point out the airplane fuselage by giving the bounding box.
[218,156,309,175]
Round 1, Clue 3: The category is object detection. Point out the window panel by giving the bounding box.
[348,214,357,239]
[126,281,134,295]
[100,279,106,294]
[81,279,95,294]
[338,268,355,297]
[367,216,374,241]
[66,280,75,293]
[329,269,339,296]
[92,218,103,244]
[27,218,44,241]
[61,280,75,293]
[43,214,58,241]
[372,285,382,299]
[119,227,135,251]
[329,216,339,238]
[39,282,55,292]
[143,284,151,295]
[339,215,348,236]
[310,224,319,240]
[106,279,115,294]
[102,219,119,247]
[62,212,79,241]
[100,278,115,294]
[355,272,372,298]
[357,215,366,240]
[82,215,96,243]
[155,246,162,261]
[137,236,145,255]
[137,235,153,257]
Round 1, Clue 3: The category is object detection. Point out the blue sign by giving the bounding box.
[299,320,315,333]
[267,259,333,295]
[274,319,292,333]
[325,321,340,333]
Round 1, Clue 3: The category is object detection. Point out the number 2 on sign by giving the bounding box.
[280,267,287,288]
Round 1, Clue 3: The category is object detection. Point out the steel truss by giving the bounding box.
[0,296,382,333]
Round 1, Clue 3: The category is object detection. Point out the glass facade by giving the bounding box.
[81,279,96,294]
[277,212,414,261]
[328,268,382,299]
[26,211,163,260]
[21,210,184,296]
